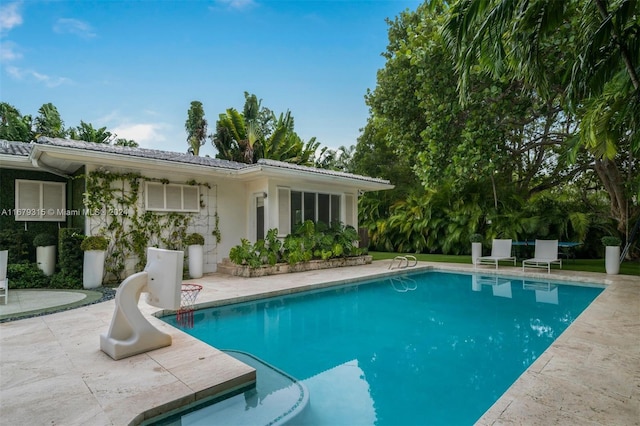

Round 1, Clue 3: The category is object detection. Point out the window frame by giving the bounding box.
[145,182,200,213]
[14,179,66,222]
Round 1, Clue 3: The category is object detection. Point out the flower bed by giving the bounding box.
[219,255,373,278]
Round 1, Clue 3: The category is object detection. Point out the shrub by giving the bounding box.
[49,272,82,289]
[601,236,622,246]
[184,233,205,246]
[469,234,483,243]
[33,233,57,247]
[81,235,109,251]
[0,229,29,263]
[59,228,84,280]
[7,262,50,289]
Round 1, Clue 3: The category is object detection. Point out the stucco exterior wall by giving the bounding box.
[83,165,249,276]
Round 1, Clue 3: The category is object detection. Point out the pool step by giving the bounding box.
[144,350,309,425]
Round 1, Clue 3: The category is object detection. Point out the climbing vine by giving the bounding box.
[84,170,215,282]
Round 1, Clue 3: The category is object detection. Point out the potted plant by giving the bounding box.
[81,235,108,289]
[601,236,622,275]
[33,233,57,276]
[470,234,483,265]
[185,233,205,279]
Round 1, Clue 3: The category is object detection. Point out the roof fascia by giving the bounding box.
[30,144,238,177]
[235,164,394,191]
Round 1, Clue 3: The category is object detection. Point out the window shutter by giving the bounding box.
[17,181,40,210]
[345,194,355,227]
[146,183,165,210]
[278,187,290,236]
[42,183,65,221]
[183,187,199,211]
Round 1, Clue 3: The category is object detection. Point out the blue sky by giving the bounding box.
[1,0,421,156]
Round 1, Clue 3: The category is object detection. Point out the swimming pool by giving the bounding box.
[161,271,603,425]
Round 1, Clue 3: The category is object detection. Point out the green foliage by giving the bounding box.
[58,228,84,281]
[211,92,319,165]
[34,103,66,138]
[33,233,57,247]
[84,170,203,280]
[185,100,208,156]
[601,236,622,247]
[7,262,50,289]
[68,120,112,143]
[0,103,33,141]
[0,229,29,263]
[229,239,262,268]
[49,272,82,289]
[184,233,205,246]
[228,222,363,268]
[469,234,483,243]
[81,235,109,251]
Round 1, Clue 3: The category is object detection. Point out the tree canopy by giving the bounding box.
[353,1,637,256]
[211,92,320,166]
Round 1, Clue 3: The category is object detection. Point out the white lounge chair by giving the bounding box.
[475,239,516,269]
[522,239,562,273]
[0,250,8,304]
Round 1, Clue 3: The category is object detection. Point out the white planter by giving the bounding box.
[188,244,204,279]
[605,246,620,275]
[36,245,56,276]
[83,250,106,289]
[471,242,482,265]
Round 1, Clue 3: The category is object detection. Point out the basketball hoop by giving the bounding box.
[176,283,202,328]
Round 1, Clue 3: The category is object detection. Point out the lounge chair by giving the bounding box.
[522,239,562,273]
[0,250,8,304]
[475,239,516,269]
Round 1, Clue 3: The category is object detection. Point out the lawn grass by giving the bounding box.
[369,251,640,276]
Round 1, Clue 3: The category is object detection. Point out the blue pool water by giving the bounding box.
[162,271,603,425]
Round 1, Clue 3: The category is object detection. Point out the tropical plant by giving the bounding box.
[33,103,66,138]
[185,101,208,156]
[69,121,113,144]
[211,92,320,165]
[0,102,32,142]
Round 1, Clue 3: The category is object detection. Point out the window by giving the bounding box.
[15,180,66,221]
[145,182,199,212]
[289,190,341,228]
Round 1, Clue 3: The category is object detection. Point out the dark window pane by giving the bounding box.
[331,194,340,224]
[304,192,316,223]
[291,191,302,229]
[318,193,330,225]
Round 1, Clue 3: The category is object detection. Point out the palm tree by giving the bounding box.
[69,121,112,144]
[211,92,320,165]
[34,103,66,138]
[185,101,207,156]
[0,102,32,142]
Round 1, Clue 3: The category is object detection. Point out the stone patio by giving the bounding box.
[0,261,638,425]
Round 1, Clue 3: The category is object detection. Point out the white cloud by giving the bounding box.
[0,2,23,33]
[53,18,96,38]
[5,65,71,87]
[212,0,257,11]
[0,41,21,60]
[111,123,169,148]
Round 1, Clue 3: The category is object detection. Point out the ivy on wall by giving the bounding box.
[0,168,68,262]
[84,171,217,282]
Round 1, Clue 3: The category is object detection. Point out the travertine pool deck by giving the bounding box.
[0,261,638,425]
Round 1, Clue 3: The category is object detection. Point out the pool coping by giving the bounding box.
[0,261,637,425]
